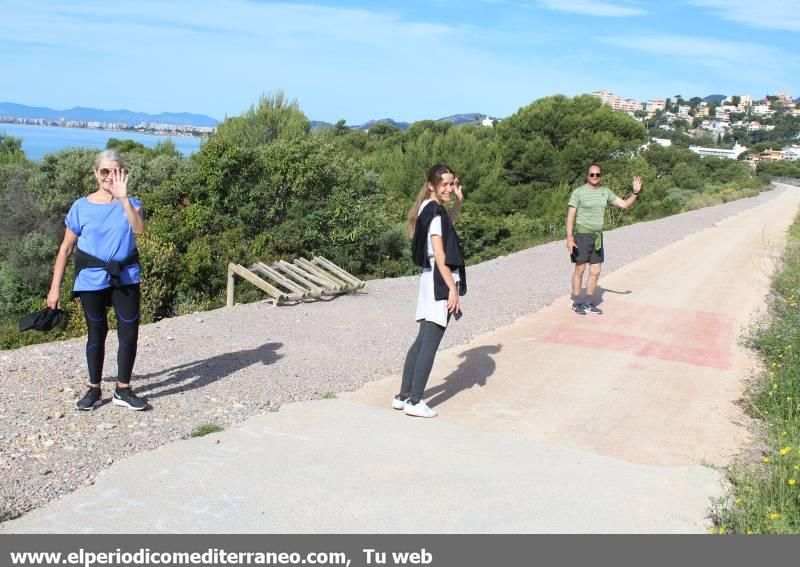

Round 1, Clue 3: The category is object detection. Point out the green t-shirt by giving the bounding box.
[568,184,619,232]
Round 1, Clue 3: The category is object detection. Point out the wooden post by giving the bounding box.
[296,258,349,289]
[274,262,324,298]
[228,264,288,303]
[226,264,235,307]
[281,260,340,292]
[252,263,309,297]
[314,256,365,288]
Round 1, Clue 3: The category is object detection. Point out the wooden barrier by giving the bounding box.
[226,257,365,307]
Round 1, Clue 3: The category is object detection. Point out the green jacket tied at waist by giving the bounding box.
[575,224,602,250]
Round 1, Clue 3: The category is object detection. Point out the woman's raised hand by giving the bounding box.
[109,168,129,200]
[454,177,464,202]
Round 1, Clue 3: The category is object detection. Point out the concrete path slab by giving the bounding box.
[2,400,720,533]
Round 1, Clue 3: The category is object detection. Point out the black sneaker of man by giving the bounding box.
[584,303,603,315]
[75,387,102,411]
[571,301,586,315]
[112,387,147,411]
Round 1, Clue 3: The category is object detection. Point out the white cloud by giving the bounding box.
[688,0,800,32]
[537,0,646,17]
[476,0,646,16]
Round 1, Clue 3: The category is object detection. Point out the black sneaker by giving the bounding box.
[75,387,102,411]
[571,301,586,315]
[584,303,603,315]
[112,387,147,411]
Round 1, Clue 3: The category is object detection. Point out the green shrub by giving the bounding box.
[190,423,224,437]
[713,214,800,533]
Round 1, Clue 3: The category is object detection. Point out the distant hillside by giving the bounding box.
[344,113,498,131]
[351,118,411,131]
[0,102,219,127]
[437,113,497,126]
[310,120,333,131]
[703,94,727,103]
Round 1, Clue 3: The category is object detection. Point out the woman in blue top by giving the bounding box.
[47,149,147,411]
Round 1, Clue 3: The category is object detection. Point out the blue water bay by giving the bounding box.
[1,123,203,160]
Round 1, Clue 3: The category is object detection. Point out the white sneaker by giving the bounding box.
[404,400,437,418]
[392,396,408,410]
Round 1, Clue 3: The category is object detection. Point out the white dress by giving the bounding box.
[414,200,460,327]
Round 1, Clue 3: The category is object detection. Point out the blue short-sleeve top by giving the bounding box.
[65,196,142,292]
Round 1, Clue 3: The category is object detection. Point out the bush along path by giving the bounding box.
[713,213,800,534]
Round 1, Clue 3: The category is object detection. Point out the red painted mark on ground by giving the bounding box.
[543,307,735,369]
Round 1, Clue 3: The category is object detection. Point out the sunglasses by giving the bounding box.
[97,167,122,177]
[588,173,602,178]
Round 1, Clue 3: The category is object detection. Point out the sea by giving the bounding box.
[0,123,203,161]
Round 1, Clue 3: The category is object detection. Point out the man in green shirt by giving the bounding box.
[566,163,642,315]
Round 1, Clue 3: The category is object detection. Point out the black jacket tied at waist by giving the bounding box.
[411,202,467,301]
[73,248,140,295]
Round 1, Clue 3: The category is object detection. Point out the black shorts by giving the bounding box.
[571,233,604,264]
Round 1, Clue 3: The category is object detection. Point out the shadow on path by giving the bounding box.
[424,344,502,409]
[130,342,283,400]
[594,286,632,306]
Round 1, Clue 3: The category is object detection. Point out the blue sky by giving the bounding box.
[0,0,797,123]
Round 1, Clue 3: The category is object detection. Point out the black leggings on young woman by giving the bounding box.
[79,284,140,385]
[400,320,447,404]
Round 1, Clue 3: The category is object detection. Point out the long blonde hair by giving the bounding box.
[407,164,454,237]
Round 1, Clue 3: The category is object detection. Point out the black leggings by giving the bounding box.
[79,285,141,385]
[399,320,447,404]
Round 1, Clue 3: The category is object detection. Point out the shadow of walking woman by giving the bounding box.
[424,344,501,409]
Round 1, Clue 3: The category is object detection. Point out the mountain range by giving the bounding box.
[313,113,498,132]
[0,102,219,127]
[2,102,498,131]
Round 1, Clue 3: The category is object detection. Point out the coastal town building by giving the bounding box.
[688,142,748,160]
[646,99,666,114]
[1,115,215,137]
[783,145,800,161]
[759,149,785,162]
[591,90,643,113]
[752,104,774,117]
[774,92,795,107]
[744,154,760,169]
